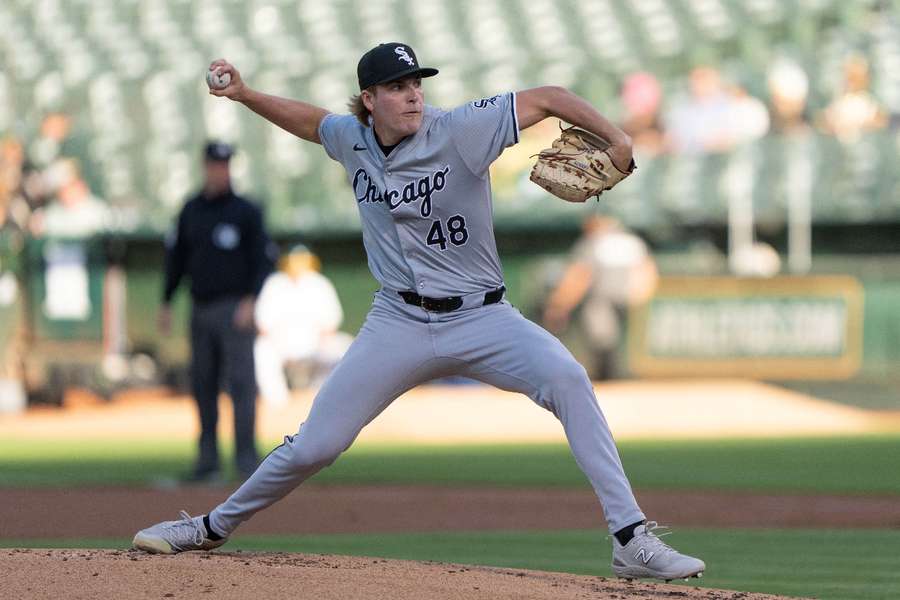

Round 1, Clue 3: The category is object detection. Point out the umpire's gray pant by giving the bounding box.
[191,297,259,475]
[209,289,644,536]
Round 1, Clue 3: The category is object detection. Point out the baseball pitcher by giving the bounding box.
[133,42,704,582]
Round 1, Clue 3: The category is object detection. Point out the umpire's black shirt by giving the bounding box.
[163,188,273,304]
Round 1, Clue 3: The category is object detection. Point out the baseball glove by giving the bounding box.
[529,125,636,202]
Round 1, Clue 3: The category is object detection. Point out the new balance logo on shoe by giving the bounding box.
[611,521,705,581]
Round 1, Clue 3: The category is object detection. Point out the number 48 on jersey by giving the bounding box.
[426,214,468,250]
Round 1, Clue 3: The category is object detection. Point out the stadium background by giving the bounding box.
[1,1,899,599]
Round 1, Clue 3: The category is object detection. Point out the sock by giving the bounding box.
[203,514,223,540]
[614,520,645,546]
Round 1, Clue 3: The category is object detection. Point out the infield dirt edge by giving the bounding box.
[0,548,803,600]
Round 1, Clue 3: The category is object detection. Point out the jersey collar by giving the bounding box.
[365,106,436,164]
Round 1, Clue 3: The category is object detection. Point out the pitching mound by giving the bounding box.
[3,549,799,600]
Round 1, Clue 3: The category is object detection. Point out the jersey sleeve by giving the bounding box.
[317,113,359,163]
[447,91,519,176]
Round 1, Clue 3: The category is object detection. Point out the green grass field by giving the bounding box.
[2,435,899,493]
[4,529,898,600]
[2,435,899,599]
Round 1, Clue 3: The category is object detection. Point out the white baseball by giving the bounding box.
[206,69,231,90]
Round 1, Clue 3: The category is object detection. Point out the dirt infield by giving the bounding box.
[2,486,842,600]
[0,483,889,600]
[1,549,800,600]
[2,381,890,598]
[2,484,877,600]
[2,485,898,540]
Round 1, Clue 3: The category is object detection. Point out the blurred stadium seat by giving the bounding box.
[1,0,898,234]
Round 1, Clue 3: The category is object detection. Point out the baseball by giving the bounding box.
[206,69,231,90]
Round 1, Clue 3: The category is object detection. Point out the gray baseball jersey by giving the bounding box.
[318,93,517,297]
[207,93,644,540]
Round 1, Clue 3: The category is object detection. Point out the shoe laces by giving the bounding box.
[169,510,205,546]
[635,521,677,555]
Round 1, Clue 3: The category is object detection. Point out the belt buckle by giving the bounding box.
[421,296,441,312]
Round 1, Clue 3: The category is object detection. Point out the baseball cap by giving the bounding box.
[357,42,439,90]
[204,141,234,162]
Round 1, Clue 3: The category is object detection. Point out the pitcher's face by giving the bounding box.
[365,77,424,144]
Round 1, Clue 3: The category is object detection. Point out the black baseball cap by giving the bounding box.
[204,141,233,162]
[357,42,438,90]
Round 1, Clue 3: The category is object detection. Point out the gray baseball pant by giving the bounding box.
[209,289,644,536]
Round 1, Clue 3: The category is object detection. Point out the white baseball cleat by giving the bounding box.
[132,510,227,554]
[611,521,705,581]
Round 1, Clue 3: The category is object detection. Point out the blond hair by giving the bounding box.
[348,89,373,126]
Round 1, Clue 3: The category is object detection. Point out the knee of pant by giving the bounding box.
[543,361,592,395]
[287,438,343,470]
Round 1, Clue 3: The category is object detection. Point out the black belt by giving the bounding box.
[399,286,505,313]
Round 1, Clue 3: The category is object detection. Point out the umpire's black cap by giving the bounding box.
[357,42,439,90]
[204,141,234,162]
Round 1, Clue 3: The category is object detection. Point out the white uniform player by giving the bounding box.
[133,42,704,582]
[254,245,350,406]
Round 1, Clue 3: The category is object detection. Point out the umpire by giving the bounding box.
[160,141,274,482]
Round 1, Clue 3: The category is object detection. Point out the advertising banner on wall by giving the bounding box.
[628,276,864,379]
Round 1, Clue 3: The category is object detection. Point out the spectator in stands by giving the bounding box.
[19,156,52,219]
[160,141,275,483]
[817,54,888,142]
[254,244,352,407]
[667,66,772,154]
[664,65,734,154]
[0,133,53,234]
[28,112,71,170]
[767,57,812,136]
[542,214,658,381]
[28,112,92,168]
[724,81,770,145]
[23,112,100,208]
[29,162,110,238]
[619,71,667,156]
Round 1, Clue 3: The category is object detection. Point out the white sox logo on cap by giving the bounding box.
[357,42,438,90]
[395,46,415,66]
